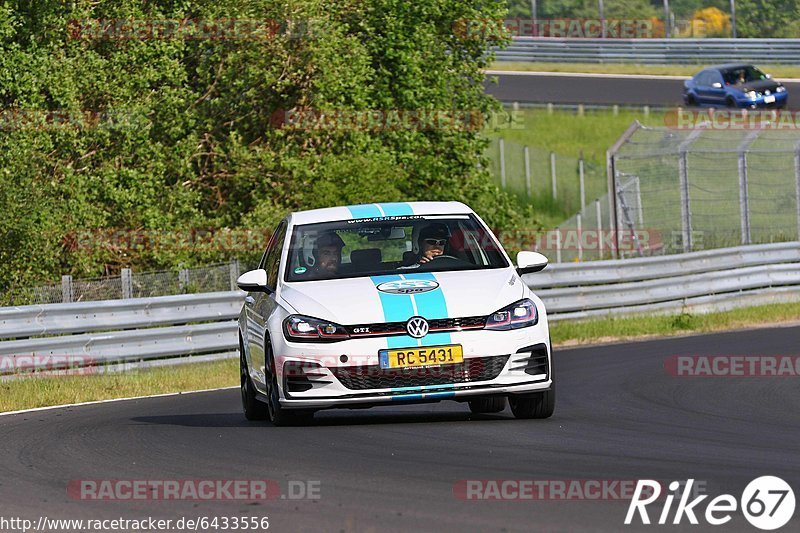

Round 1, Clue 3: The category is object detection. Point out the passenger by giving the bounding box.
[310,232,345,277]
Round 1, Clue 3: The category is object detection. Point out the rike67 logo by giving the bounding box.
[625,477,795,530]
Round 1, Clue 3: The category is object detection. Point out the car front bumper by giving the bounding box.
[270,323,552,410]
[738,92,788,108]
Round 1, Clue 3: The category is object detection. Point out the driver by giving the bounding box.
[400,223,451,268]
[310,231,345,277]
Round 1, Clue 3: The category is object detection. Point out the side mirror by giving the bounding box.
[516,251,548,275]
[711,82,723,89]
[766,73,772,79]
[236,269,272,293]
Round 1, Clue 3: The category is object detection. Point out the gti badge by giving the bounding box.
[376,279,439,294]
[406,317,429,338]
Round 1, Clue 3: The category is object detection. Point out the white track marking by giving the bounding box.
[0,386,237,417]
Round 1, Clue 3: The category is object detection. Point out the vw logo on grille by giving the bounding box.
[406,317,429,338]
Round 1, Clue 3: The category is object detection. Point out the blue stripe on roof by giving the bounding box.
[346,204,382,219]
[378,202,414,217]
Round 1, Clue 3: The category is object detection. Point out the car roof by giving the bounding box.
[703,64,755,72]
[289,201,474,225]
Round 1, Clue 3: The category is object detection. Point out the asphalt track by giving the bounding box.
[484,71,800,110]
[1,325,799,532]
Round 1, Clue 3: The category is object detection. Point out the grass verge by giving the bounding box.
[0,358,237,414]
[488,62,800,79]
[551,301,800,346]
[2,301,800,414]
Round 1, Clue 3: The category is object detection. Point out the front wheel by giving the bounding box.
[509,383,555,419]
[264,342,314,426]
[468,396,506,414]
[240,342,268,421]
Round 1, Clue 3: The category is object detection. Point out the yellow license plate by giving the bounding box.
[380,345,463,369]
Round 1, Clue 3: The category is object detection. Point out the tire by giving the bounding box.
[685,94,696,107]
[468,396,507,414]
[725,97,736,108]
[509,352,555,419]
[264,341,314,427]
[509,383,555,419]
[240,337,268,421]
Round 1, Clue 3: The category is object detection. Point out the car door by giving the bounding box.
[705,70,727,106]
[245,219,287,388]
[694,71,714,105]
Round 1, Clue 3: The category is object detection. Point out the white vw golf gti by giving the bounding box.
[237,202,553,425]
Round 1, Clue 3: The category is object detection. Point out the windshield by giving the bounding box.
[722,66,768,85]
[284,215,509,282]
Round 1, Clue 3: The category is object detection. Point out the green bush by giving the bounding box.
[0,0,533,293]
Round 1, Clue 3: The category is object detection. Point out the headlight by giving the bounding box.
[746,91,757,99]
[284,315,350,342]
[777,86,786,93]
[485,299,538,330]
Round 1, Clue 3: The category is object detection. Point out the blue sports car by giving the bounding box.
[683,64,787,109]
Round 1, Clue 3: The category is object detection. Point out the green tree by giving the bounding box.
[1,0,530,296]
[735,0,800,37]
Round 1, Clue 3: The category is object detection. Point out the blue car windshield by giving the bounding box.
[722,66,768,85]
[284,215,509,282]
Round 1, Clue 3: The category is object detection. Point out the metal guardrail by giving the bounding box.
[1,242,798,374]
[0,291,245,376]
[494,38,800,65]
[524,242,800,320]
[0,291,244,338]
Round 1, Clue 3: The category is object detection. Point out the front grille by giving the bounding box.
[346,316,486,337]
[330,355,509,390]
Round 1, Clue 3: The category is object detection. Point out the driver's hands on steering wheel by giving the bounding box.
[418,249,442,264]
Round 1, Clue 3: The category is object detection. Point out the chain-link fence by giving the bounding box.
[485,137,606,216]
[2,260,260,306]
[609,120,800,257]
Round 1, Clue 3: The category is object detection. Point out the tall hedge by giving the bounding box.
[0,0,528,294]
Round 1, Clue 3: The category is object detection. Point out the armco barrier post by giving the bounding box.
[795,140,800,240]
[61,275,73,303]
[229,259,240,291]
[499,138,507,189]
[179,268,189,293]
[550,152,557,199]
[121,269,132,299]
[677,128,703,253]
[524,145,531,197]
[737,130,760,245]
[579,153,586,210]
[595,199,604,259]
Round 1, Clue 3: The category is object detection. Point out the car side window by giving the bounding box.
[265,221,288,290]
[709,71,723,86]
